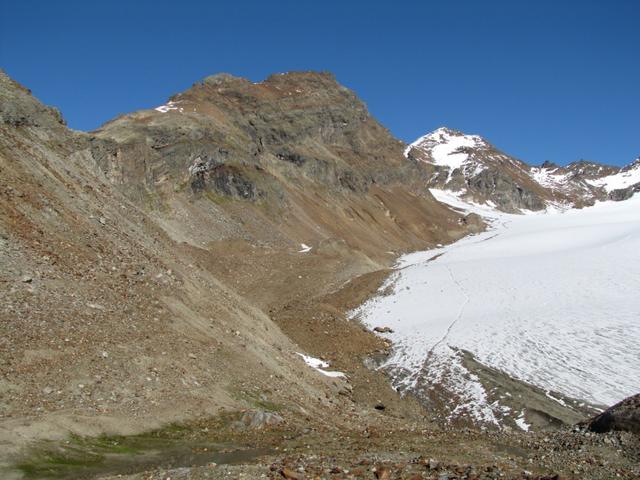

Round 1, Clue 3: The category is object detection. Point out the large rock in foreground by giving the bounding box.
[587,394,640,434]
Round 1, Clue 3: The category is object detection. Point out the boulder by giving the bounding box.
[586,393,640,434]
[233,409,284,430]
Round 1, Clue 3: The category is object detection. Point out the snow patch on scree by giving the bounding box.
[155,101,184,113]
[515,412,531,431]
[297,353,345,378]
[529,167,571,191]
[298,243,312,253]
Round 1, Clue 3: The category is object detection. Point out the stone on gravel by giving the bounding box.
[234,409,284,430]
[373,326,393,333]
[280,466,303,479]
[373,465,391,479]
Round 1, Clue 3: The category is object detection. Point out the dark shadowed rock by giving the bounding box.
[608,183,640,201]
[587,393,640,434]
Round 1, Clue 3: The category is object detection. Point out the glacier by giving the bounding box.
[352,192,640,422]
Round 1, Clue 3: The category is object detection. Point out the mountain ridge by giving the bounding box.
[406,126,639,212]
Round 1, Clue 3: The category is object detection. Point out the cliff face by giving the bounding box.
[0,70,471,458]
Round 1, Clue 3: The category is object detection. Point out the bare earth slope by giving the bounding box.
[1,70,361,456]
[0,70,469,473]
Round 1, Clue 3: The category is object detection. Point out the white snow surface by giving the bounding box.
[529,167,571,190]
[154,101,184,113]
[298,243,312,253]
[515,412,531,432]
[297,353,346,378]
[352,193,640,422]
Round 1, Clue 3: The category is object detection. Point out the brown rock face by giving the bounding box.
[95,71,417,196]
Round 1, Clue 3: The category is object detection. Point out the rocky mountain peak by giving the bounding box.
[201,72,250,86]
[176,71,351,107]
[563,159,618,179]
[540,160,559,169]
[93,70,418,209]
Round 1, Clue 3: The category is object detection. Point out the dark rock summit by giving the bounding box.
[89,71,469,259]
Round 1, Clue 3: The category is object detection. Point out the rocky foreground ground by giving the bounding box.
[83,415,640,480]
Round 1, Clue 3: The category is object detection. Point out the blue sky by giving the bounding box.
[1,0,638,166]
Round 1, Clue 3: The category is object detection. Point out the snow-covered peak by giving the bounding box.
[529,165,570,189]
[404,127,536,208]
[404,126,487,176]
[405,127,638,212]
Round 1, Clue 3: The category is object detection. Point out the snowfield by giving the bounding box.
[352,192,640,424]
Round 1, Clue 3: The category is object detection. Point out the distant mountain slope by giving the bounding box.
[405,127,639,212]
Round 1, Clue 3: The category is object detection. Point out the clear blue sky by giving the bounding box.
[1,0,638,166]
